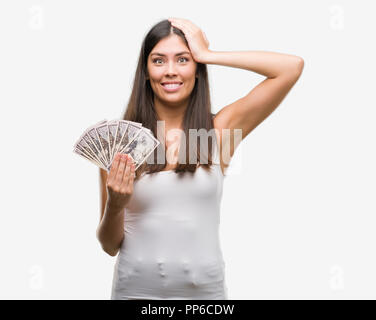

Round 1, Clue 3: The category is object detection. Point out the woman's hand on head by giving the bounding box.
[106,153,135,211]
[168,17,211,63]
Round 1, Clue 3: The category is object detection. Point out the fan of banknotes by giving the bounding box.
[73,119,160,172]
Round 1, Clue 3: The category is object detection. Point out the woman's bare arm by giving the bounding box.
[96,168,125,256]
[96,154,135,256]
[204,50,304,162]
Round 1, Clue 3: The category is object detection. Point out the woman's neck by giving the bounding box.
[153,98,189,128]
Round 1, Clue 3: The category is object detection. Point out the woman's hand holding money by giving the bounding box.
[106,153,135,211]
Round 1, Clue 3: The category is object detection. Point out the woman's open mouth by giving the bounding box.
[161,82,183,92]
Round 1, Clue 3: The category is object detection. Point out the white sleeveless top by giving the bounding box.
[111,140,228,300]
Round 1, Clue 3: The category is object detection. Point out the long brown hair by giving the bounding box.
[122,19,218,181]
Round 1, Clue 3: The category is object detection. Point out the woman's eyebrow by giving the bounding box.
[151,51,190,57]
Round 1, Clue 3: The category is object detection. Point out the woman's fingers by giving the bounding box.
[108,153,135,194]
[120,156,132,193]
[168,17,209,63]
[203,31,209,47]
[105,153,136,209]
[128,164,135,192]
[114,154,127,186]
[108,153,121,183]
[169,17,199,35]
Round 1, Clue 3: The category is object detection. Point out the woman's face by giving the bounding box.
[147,34,197,105]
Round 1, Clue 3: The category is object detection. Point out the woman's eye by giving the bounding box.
[152,57,188,64]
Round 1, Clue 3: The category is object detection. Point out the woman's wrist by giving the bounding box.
[199,50,215,64]
[105,200,125,216]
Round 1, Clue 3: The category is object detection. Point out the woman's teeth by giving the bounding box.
[163,83,182,88]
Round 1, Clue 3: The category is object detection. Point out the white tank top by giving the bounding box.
[111,140,228,300]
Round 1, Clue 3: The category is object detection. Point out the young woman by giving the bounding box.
[96,18,304,300]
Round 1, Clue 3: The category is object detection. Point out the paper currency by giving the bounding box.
[73,119,160,172]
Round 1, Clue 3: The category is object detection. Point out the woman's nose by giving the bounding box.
[166,61,177,75]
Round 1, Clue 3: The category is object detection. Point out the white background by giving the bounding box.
[0,0,375,299]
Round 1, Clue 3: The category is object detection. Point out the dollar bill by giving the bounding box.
[95,123,111,166]
[73,146,108,171]
[108,120,119,163]
[82,132,107,168]
[116,121,143,154]
[121,127,160,170]
[74,136,104,168]
[74,119,160,172]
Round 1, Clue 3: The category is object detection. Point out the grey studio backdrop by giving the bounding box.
[0,0,374,299]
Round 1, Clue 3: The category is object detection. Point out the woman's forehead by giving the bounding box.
[151,36,190,55]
